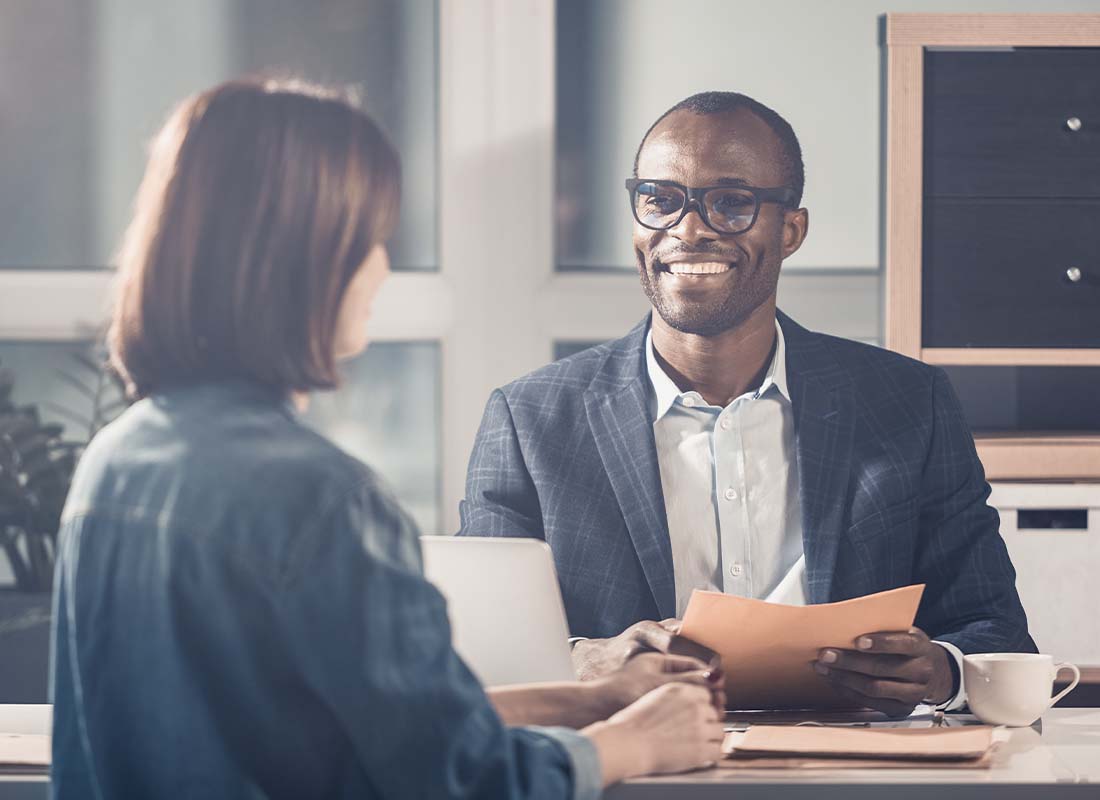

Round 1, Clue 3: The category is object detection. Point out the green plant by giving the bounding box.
[0,352,127,592]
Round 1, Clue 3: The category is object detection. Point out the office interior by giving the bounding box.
[0,0,1098,796]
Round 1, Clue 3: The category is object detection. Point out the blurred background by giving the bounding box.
[1,0,1097,679]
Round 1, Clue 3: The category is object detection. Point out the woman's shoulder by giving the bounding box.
[71,390,398,530]
[70,393,421,583]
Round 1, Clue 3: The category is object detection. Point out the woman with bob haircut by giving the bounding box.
[49,79,724,799]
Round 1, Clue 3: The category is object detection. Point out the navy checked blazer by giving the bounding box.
[459,311,1035,657]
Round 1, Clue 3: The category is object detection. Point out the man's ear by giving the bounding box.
[781,207,809,260]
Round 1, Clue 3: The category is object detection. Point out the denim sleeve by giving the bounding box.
[275,480,597,800]
[525,727,602,800]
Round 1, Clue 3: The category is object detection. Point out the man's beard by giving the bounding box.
[637,250,776,337]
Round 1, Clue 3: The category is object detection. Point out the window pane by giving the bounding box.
[0,341,120,442]
[0,341,123,589]
[304,342,441,534]
[554,341,604,361]
[556,0,880,272]
[0,0,437,271]
[555,0,622,272]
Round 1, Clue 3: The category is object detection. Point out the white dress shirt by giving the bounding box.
[647,321,803,615]
[645,319,966,711]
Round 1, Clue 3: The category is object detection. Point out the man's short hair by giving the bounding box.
[633,91,805,207]
[109,79,401,399]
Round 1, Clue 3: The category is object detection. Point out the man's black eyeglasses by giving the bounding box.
[625,178,797,235]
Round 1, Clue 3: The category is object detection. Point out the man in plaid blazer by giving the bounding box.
[459,91,1033,716]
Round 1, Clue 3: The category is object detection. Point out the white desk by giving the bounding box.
[2,707,1099,798]
[610,708,1100,799]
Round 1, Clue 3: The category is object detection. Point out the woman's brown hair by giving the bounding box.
[108,79,401,399]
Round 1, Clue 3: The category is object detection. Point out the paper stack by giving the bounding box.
[723,725,999,769]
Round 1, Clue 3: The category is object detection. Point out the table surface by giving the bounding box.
[3,706,1099,798]
[609,707,1100,799]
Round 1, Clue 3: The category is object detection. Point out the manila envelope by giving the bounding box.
[721,725,997,769]
[678,584,925,710]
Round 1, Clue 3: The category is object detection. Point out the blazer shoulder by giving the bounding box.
[499,339,626,399]
[816,332,940,388]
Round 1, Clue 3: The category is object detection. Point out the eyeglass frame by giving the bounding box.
[624,178,798,236]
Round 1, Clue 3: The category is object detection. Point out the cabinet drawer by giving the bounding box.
[922,199,1100,348]
[924,48,1100,198]
[990,483,1100,665]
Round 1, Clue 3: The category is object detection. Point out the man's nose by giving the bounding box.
[667,204,720,246]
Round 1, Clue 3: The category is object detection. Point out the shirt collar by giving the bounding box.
[645,318,790,421]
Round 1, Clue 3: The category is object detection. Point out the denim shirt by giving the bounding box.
[50,381,600,800]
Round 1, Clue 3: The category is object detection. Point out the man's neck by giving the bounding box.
[650,301,778,408]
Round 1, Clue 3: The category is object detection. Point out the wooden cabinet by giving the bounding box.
[885,14,1100,480]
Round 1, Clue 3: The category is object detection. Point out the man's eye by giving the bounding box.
[713,195,754,215]
[642,198,677,211]
[643,195,680,211]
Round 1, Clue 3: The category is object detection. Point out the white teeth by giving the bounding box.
[667,261,731,275]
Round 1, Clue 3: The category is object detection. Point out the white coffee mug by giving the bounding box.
[963,653,1080,727]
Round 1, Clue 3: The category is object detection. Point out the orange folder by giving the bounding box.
[679,584,925,710]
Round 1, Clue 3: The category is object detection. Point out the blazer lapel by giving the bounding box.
[583,318,676,620]
[780,312,856,605]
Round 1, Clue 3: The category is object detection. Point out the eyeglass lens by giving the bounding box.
[633,182,758,234]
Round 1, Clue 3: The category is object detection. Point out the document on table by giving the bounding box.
[721,725,1000,769]
[0,733,49,774]
[679,584,925,710]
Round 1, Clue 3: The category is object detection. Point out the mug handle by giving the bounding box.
[1049,663,1081,707]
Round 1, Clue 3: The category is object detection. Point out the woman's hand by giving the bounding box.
[583,683,725,786]
[485,652,723,729]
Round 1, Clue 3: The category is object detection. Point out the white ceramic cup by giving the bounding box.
[963,653,1080,727]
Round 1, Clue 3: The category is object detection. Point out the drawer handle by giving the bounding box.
[1066,117,1083,132]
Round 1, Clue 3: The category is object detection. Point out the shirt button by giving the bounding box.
[724,487,738,501]
[682,396,696,407]
[720,418,732,431]
[730,563,743,577]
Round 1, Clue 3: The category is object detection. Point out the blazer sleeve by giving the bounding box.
[913,368,1036,655]
[278,483,600,800]
[458,388,546,540]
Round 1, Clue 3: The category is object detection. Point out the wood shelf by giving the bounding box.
[1076,667,1100,684]
[1055,666,1100,708]
[887,13,1100,47]
[975,436,1100,481]
[922,349,1100,367]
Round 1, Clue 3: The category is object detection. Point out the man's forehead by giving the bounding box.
[636,108,784,186]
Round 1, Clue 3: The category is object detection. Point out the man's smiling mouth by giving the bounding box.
[655,258,735,276]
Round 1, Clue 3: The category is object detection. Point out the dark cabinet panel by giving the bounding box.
[942,365,1100,434]
[925,48,1100,198]
[922,199,1100,348]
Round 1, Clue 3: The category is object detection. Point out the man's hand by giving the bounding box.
[572,618,719,681]
[812,628,956,718]
[593,652,726,714]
